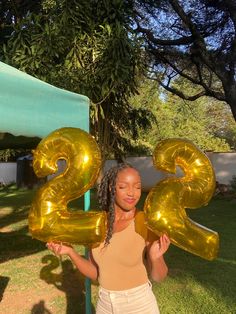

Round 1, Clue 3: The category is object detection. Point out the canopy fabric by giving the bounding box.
[0,62,89,139]
[0,62,92,314]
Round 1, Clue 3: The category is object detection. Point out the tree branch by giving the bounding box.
[149,48,201,85]
[136,23,194,46]
[148,74,225,102]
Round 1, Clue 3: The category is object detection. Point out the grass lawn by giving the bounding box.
[0,186,236,313]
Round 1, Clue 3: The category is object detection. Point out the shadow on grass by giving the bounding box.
[0,187,99,263]
[0,187,47,263]
[0,187,97,313]
[0,276,10,302]
[38,254,95,314]
[31,300,52,314]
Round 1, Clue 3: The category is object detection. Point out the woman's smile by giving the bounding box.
[124,198,136,204]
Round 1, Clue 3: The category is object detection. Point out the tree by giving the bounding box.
[130,78,235,152]
[134,0,236,120]
[204,99,236,150]
[0,0,41,46]
[3,0,235,157]
[1,0,154,160]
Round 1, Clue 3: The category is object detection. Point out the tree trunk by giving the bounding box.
[224,82,236,122]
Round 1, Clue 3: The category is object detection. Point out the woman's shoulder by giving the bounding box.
[134,211,159,242]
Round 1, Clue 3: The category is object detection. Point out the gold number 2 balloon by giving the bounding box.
[144,138,219,260]
[28,127,107,246]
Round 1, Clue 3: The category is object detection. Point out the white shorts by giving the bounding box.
[96,281,160,314]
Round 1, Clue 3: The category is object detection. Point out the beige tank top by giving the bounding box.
[91,219,149,290]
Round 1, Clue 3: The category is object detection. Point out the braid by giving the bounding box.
[98,162,135,245]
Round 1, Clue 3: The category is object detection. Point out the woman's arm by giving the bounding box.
[46,242,98,281]
[146,234,170,282]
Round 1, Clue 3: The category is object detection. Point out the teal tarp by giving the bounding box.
[0,62,92,314]
[0,62,89,138]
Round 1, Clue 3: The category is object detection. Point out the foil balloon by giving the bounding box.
[144,138,219,260]
[28,127,107,247]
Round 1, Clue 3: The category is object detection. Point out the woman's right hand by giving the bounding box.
[46,241,74,256]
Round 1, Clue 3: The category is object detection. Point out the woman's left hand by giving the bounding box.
[148,234,171,261]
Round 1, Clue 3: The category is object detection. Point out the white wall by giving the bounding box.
[104,152,236,191]
[208,152,236,185]
[0,162,17,185]
[104,157,166,192]
[0,152,236,189]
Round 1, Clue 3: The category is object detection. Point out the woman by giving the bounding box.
[47,163,170,313]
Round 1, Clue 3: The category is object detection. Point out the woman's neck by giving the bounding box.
[114,207,136,221]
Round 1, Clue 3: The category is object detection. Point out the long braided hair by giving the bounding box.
[97,163,135,245]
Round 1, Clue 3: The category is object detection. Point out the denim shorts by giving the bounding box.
[96,281,160,314]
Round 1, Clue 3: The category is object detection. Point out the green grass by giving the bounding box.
[155,198,236,314]
[0,187,236,313]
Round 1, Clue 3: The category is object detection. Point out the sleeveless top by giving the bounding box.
[91,219,149,291]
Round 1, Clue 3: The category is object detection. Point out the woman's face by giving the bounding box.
[114,167,141,212]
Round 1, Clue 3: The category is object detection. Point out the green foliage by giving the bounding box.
[130,78,235,152]
[135,0,236,121]
[0,149,31,162]
[2,1,235,157]
[0,149,16,162]
[1,0,153,160]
